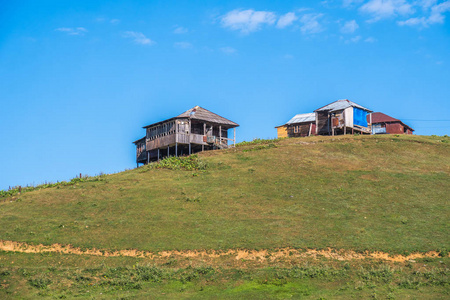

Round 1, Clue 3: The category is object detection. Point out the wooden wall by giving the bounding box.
[276,126,288,138]
[287,123,315,137]
[316,112,329,135]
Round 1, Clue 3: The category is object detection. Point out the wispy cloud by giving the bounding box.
[174,42,193,49]
[360,0,414,22]
[398,1,450,27]
[110,19,120,24]
[221,9,276,33]
[55,27,87,36]
[350,35,362,42]
[122,31,154,45]
[365,36,378,42]
[173,26,188,34]
[340,19,359,33]
[276,12,298,28]
[343,0,364,7]
[220,46,237,54]
[417,0,438,10]
[299,13,324,34]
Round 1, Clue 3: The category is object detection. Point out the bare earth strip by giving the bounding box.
[0,240,444,263]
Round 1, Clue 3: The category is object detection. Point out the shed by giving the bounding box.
[368,112,414,135]
[275,113,316,138]
[314,99,373,135]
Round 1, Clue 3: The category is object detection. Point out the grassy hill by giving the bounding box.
[0,134,449,299]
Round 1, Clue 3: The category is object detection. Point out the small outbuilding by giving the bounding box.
[314,99,372,135]
[368,112,414,135]
[275,113,316,138]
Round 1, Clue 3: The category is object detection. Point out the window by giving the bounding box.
[293,125,299,133]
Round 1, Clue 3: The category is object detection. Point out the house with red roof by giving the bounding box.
[367,112,414,135]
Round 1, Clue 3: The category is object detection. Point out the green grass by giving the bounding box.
[1,135,448,253]
[0,134,449,298]
[0,251,448,299]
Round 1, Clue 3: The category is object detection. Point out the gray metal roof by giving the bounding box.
[314,99,372,112]
[132,136,146,144]
[176,106,239,127]
[285,112,316,124]
[144,106,239,128]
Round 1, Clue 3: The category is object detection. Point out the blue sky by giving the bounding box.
[1,0,449,190]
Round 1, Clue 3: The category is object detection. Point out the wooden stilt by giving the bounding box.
[233,128,236,147]
[203,122,206,151]
[219,125,222,148]
[189,119,191,155]
[175,143,178,157]
[157,149,160,161]
[167,145,170,157]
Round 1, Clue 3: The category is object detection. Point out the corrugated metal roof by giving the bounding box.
[368,112,414,131]
[285,112,316,124]
[144,106,239,128]
[315,99,372,112]
[176,106,239,127]
[132,136,146,144]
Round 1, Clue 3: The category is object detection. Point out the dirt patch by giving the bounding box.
[360,174,380,181]
[0,240,444,263]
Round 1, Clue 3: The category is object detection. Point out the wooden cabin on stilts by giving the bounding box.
[133,106,239,166]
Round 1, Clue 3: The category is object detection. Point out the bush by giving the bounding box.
[28,277,52,289]
[236,138,283,147]
[151,155,207,171]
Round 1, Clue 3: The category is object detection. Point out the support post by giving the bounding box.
[344,126,346,135]
[147,151,150,164]
[167,145,170,157]
[175,143,178,157]
[233,128,236,147]
[189,119,191,155]
[202,123,206,151]
[219,125,222,147]
[370,113,373,135]
[308,123,312,137]
[157,149,160,161]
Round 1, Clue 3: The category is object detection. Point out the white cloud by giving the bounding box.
[221,9,276,33]
[276,12,298,28]
[343,0,364,7]
[364,36,378,42]
[360,0,414,22]
[350,35,362,42]
[284,54,294,59]
[341,19,359,33]
[398,1,450,27]
[299,13,324,34]
[418,0,438,10]
[429,1,450,23]
[174,42,193,49]
[122,31,154,45]
[55,27,87,36]
[110,19,120,24]
[220,46,237,54]
[173,26,188,34]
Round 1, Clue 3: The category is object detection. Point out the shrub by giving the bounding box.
[151,155,207,171]
[28,277,52,289]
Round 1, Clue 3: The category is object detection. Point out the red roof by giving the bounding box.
[369,112,400,123]
[368,112,414,131]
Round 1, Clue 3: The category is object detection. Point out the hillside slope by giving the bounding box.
[1,135,449,254]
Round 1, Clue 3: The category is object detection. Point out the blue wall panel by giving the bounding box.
[353,107,368,127]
